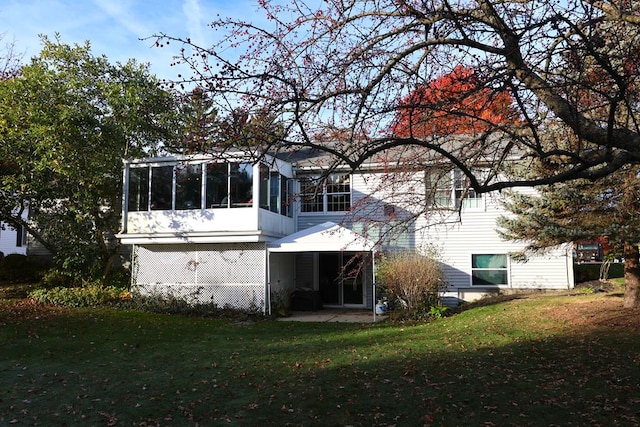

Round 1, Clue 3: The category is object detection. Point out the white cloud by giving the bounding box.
[182,0,206,46]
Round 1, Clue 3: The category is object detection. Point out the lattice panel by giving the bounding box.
[132,243,266,311]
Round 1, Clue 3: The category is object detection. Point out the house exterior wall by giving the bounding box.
[122,152,574,311]
[298,170,573,305]
[0,210,28,257]
[0,222,26,256]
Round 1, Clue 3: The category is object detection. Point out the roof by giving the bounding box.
[267,221,376,252]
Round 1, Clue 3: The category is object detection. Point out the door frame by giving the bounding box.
[317,252,366,308]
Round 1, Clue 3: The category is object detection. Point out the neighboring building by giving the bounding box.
[575,241,604,263]
[117,148,574,314]
[0,209,28,257]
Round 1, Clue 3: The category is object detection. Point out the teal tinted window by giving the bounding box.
[472,254,508,286]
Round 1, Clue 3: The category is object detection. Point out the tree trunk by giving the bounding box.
[623,243,640,308]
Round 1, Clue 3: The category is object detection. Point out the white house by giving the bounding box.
[117,148,574,314]
[0,210,28,257]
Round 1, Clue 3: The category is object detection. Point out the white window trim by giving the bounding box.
[299,173,352,215]
[470,253,510,287]
[429,169,485,210]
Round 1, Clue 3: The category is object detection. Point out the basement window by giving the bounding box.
[471,254,508,286]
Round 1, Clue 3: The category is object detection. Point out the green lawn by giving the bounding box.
[1,291,639,426]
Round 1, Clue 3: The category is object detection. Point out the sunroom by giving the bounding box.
[118,152,296,311]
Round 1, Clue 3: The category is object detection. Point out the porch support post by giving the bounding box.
[265,248,271,316]
[372,250,376,322]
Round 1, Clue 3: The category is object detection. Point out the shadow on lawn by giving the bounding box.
[1,298,639,426]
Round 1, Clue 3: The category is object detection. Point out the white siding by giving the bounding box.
[415,189,573,298]
[0,220,27,257]
[299,170,573,302]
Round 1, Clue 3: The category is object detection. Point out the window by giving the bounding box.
[150,166,173,210]
[427,169,482,209]
[128,167,149,212]
[15,224,26,247]
[206,163,229,208]
[175,164,202,210]
[454,170,482,208]
[300,177,323,212]
[326,174,351,212]
[472,254,508,286]
[300,173,351,213]
[229,162,253,208]
[259,164,291,216]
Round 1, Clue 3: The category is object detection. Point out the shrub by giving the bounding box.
[29,285,127,307]
[115,292,253,320]
[0,254,48,282]
[376,250,447,320]
[40,269,83,288]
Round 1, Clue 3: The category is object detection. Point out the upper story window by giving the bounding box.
[428,169,482,209]
[175,164,202,210]
[127,161,253,212]
[126,159,292,216]
[300,173,351,213]
[15,224,26,247]
[259,164,293,217]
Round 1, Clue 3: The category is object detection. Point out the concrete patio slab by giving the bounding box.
[277,309,387,323]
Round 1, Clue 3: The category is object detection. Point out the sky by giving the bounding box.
[1,0,264,82]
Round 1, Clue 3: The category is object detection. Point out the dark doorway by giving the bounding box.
[342,254,363,305]
[319,253,340,305]
[318,252,364,306]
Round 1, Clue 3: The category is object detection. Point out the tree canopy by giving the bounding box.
[498,167,640,307]
[0,36,180,279]
[392,65,519,137]
[155,0,640,191]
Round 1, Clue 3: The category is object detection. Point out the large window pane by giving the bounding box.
[230,162,253,208]
[472,254,507,269]
[128,167,149,211]
[472,254,508,286]
[206,163,229,208]
[326,174,350,212]
[151,165,173,210]
[175,163,202,210]
[472,270,508,286]
[259,163,269,210]
[269,171,280,213]
[300,177,323,212]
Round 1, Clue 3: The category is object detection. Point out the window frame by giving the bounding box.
[127,160,256,212]
[471,254,509,286]
[299,173,352,214]
[427,169,484,210]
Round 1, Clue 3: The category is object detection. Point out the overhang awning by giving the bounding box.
[267,221,376,253]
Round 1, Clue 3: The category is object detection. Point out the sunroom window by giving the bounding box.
[175,164,202,210]
[127,161,255,212]
[471,254,508,286]
[127,167,149,212]
[205,163,228,208]
[150,165,173,210]
[229,163,253,207]
[259,164,292,217]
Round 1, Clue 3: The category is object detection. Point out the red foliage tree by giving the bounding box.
[393,66,518,137]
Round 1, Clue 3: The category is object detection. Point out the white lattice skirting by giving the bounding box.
[132,243,267,311]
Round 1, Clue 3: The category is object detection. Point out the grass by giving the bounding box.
[1,287,639,426]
